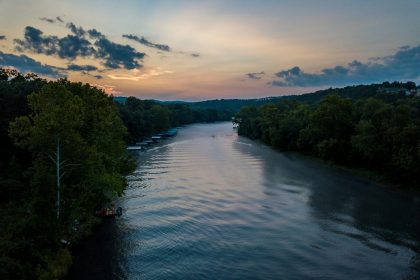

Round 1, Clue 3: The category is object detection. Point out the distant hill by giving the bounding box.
[115,81,417,112]
[113,96,127,104]
[164,97,284,111]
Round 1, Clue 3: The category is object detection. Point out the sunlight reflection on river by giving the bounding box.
[69,122,420,280]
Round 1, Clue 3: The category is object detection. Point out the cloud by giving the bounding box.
[246,71,265,80]
[0,51,64,77]
[94,37,145,69]
[123,34,171,52]
[40,17,56,24]
[79,71,103,80]
[65,23,144,69]
[87,29,104,39]
[14,25,145,70]
[108,67,173,81]
[57,35,94,59]
[122,35,201,57]
[14,26,58,55]
[14,26,95,60]
[271,45,420,87]
[64,23,145,68]
[107,74,141,81]
[0,35,6,40]
[66,22,86,37]
[177,51,201,58]
[90,83,121,95]
[65,22,104,39]
[40,16,64,24]
[67,64,97,71]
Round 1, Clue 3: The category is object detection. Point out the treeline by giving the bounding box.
[278,81,417,104]
[0,69,133,279]
[150,81,417,114]
[234,86,420,187]
[0,68,235,279]
[117,97,234,144]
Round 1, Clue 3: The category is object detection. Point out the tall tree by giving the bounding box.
[9,81,131,230]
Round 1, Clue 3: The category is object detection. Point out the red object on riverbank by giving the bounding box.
[95,207,123,217]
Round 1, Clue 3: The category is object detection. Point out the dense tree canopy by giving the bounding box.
[0,72,133,279]
[0,68,236,279]
[235,90,420,187]
[117,97,234,144]
[1,68,419,279]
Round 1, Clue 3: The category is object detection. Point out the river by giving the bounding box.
[68,122,420,280]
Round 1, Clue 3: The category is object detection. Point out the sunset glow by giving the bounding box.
[0,0,419,100]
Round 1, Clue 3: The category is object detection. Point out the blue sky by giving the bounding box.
[0,0,419,100]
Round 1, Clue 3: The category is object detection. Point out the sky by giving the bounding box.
[0,0,419,100]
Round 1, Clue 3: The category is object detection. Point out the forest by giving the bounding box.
[0,68,232,279]
[234,83,420,187]
[118,97,234,144]
[0,69,137,279]
[1,68,419,279]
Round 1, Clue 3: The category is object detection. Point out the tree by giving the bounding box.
[298,95,354,163]
[9,81,130,229]
[271,102,310,150]
[351,98,392,169]
[234,106,261,139]
[0,72,137,278]
[148,105,170,133]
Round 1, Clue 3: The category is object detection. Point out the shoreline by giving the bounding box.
[252,138,420,197]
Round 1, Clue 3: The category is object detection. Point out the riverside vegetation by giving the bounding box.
[0,68,233,279]
[234,82,420,187]
[0,69,135,279]
[1,68,419,279]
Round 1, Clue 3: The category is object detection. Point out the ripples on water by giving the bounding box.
[69,122,420,280]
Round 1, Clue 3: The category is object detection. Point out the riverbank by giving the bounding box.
[39,215,103,279]
[66,122,420,279]
[325,160,417,191]
[297,151,420,195]
[234,93,419,189]
[249,135,420,198]
[43,122,420,279]
[65,219,120,280]
[266,142,420,196]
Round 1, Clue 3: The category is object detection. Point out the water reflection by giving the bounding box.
[70,122,420,279]
[233,131,420,279]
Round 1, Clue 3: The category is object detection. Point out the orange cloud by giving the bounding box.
[108,67,173,81]
[90,83,122,95]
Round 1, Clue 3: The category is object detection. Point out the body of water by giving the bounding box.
[69,122,420,280]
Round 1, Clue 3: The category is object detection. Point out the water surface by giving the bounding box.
[69,122,420,280]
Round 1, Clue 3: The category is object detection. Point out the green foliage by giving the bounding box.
[118,97,234,144]
[149,105,170,132]
[0,69,134,279]
[298,95,354,162]
[235,89,420,187]
[234,106,261,139]
[1,67,419,278]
